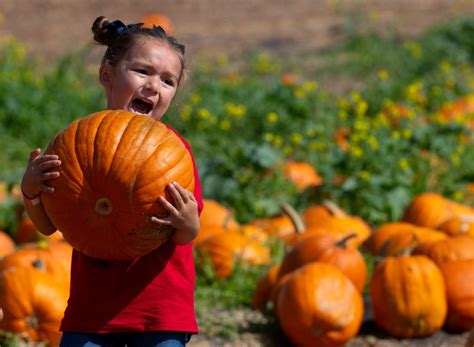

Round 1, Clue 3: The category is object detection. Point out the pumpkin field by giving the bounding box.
[1,5,474,347]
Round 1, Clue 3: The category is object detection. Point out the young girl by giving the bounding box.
[20,16,203,347]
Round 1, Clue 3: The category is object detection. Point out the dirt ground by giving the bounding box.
[1,0,474,63]
[1,1,474,346]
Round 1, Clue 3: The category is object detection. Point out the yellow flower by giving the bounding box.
[284,145,293,155]
[391,131,401,140]
[439,61,452,73]
[402,129,412,139]
[450,153,460,166]
[273,135,283,147]
[225,103,247,119]
[303,81,318,92]
[337,98,349,110]
[338,110,347,121]
[358,170,370,180]
[404,42,422,59]
[399,159,409,170]
[190,94,201,105]
[453,191,464,201]
[266,112,279,123]
[219,120,231,130]
[291,133,303,144]
[356,100,368,117]
[349,146,363,158]
[367,136,379,150]
[209,115,218,125]
[217,54,228,67]
[377,70,389,80]
[351,92,362,102]
[294,87,305,98]
[198,108,210,119]
[264,133,274,142]
[306,128,316,137]
[180,104,192,121]
[354,119,369,132]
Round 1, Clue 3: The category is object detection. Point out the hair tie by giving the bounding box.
[108,20,128,36]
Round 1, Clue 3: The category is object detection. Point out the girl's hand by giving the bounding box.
[21,148,61,198]
[150,181,200,244]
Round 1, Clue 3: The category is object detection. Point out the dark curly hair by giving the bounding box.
[91,16,186,84]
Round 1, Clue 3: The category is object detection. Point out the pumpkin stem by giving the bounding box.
[335,233,357,248]
[322,200,347,217]
[399,233,419,256]
[95,197,113,216]
[280,203,305,234]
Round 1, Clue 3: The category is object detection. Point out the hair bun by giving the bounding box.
[92,16,114,45]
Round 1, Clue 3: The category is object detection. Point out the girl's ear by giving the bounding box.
[99,64,112,88]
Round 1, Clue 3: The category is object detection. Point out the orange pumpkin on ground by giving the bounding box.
[439,259,474,332]
[370,253,447,338]
[277,233,367,292]
[199,199,239,230]
[1,243,70,283]
[402,192,469,229]
[0,265,69,345]
[438,215,474,238]
[274,262,363,347]
[283,160,323,190]
[366,222,446,256]
[0,231,15,258]
[42,110,195,260]
[195,230,269,279]
[251,263,281,311]
[413,235,474,267]
[139,13,174,34]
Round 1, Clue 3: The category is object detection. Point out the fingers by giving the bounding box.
[29,148,41,161]
[35,158,61,172]
[40,182,56,194]
[150,216,173,226]
[159,196,179,216]
[166,182,187,206]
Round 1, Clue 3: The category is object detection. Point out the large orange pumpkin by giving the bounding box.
[370,254,447,338]
[42,110,195,260]
[139,13,174,34]
[274,262,363,347]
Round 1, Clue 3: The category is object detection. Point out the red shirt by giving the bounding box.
[60,125,203,333]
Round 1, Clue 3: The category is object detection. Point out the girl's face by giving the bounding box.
[100,38,182,121]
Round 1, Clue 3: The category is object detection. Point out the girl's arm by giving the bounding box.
[21,148,61,235]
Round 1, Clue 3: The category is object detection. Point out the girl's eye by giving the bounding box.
[164,78,175,86]
[134,68,148,75]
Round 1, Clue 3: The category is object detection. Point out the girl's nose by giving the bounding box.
[144,77,159,94]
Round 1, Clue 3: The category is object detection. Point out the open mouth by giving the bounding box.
[131,98,154,115]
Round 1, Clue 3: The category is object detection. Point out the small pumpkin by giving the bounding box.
[139,13,174,34]
[277,233,367,292]
[370,253,447,338]
[274,262,363,347]
[42,110,195,260]
[283,160,323,190]
[251,263,281,311]
[199,199,239,230]
[0,231,15,258]
[439,259,474,332]
[413,235,474,267]
[195,230,270,279]
[438,215,474,238]
[366,222,446,256]
[402,192,464,229]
